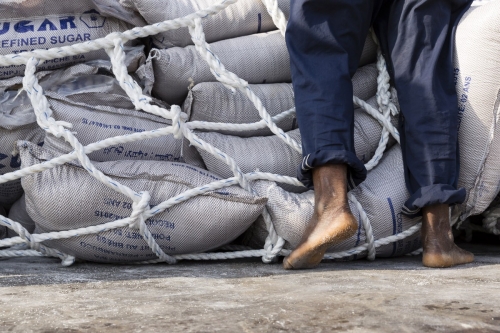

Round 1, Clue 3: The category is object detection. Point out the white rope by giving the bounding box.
[362,30,400,171]
[0,0,410,266]
[260,0,288,36]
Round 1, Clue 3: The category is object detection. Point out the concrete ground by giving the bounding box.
[1,239,500,333]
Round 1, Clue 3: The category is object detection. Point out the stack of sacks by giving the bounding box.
[133,0,383,188]
[1,0,283,260]
[0,47,146,212]
[41,89,202,167]
[9,77,265,259]
[184,91,398,193]
[0,0,145,79]
[35,46,202,167]
[3,0,500,264]
[18,141,268,262]
[128,0,389,254]
[183,64,384,137]
[142,31,378,106]
[124,0,291,48]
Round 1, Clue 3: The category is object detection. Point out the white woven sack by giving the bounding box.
[0,81,45,209]
[88,0,147,26]
[353,95,399,162]
[0,53,158,209]
[46,44,145,78]
[128,0,290,48]
[0,0,98,18]
[149,31,377,105]
[0,0,144,25]
[19,142,267,263]
[42,92,203,167]
[0,61,119,209]
[183,63,378,137]
[243,145,422,258]
[7,194,35,238]
[452,1,500,222]
[184,82,297,137]
[2,45,145,94]
[0,10,132,79]
[190,104,397,191]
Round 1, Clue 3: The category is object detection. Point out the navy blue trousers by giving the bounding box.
[286,0,472,215]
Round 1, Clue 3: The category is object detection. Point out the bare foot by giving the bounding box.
[283,164,358,270]
[283,206,358,269]
[421,204,474,268]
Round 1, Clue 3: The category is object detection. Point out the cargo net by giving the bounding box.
[0,0,421,266]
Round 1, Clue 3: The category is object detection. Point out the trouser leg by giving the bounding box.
[286,0,385,190]
[373,0,473,216]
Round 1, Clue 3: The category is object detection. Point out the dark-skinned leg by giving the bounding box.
[283,164,358,270]
[422,204,474,268]
[374,0,474,268]
[284,0,384,270]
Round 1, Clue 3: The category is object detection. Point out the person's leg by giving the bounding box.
[374,0,474,267]
[283,164,358,269]
[422,204,474,268]
[284,0,384,269]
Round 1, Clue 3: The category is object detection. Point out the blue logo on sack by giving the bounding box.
[0,16,77,36]
[0,153,8,169]
[80,10,107,29]
[9,155,21,169]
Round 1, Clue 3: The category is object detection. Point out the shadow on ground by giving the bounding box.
[1,239,499,288]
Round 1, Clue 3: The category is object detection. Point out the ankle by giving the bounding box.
[315,199,350,216]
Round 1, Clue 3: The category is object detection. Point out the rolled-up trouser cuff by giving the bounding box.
[402,184,466,217]
[298,150,367,190]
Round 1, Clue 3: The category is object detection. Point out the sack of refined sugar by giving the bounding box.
[0,9,133,79]
[0,80,45,209]
[6,44,145,94]
[451,1,500,222]
[0,0,145,26]
[193,128,303,191]
[243,145,422,258]
[19,141,267,263]
[184,82,297,137]
[150,31,377,105]
[43,91,203,167]
[89,0,147,26]
[0,0,98,18]
[152,31,288,105]
[353,95,399,162]
[127,0,290,48]
[7,194,35,238]
[0,54,161,209]
[184,63,378,137]
[190,103,397,191]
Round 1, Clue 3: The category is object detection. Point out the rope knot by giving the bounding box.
[171,105,187,139]
[129,191,151,229]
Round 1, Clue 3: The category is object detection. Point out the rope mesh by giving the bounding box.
[0,0,420,266]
